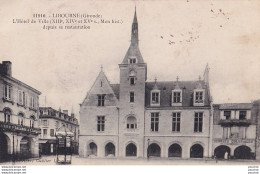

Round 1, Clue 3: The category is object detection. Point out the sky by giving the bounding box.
[0,0,259,120]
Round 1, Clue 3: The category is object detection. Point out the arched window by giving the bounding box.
[4,109,11,123]
[127,116,137,129]
[18,113,24,126]
[30,115,36,128]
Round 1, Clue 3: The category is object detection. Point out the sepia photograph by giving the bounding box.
[0,0,260,172]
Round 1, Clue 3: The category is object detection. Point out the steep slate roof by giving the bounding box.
[145,81,210,107]
[111,84,120,100]
[218,103,252,110]
[120,8,144,64]
[121,45,144,64]
[110,80,211,107]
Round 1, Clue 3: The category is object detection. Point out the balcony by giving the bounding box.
[219,119,251,127]
[0,121,41,135]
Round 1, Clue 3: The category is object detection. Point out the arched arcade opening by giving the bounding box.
[126,143,137,157]
[214,145,231,159]
[105,142,115,157]
[168,143,182,157]
[147,143,161,157]
[190,144,204,158]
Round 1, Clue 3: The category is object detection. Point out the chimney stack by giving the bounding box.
[63,110,68,115]
[0,61,12,76]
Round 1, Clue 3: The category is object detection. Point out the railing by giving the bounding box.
[0,121,41,135]
[219,119,251,126]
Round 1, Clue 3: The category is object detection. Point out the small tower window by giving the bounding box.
[130,92,135,103]
[130,77,135,85]
[129,58,137,64]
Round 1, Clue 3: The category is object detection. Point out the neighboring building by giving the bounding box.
[0,61,41,162]
[253,100,260,160]
[39,107,79,155]
[79,9,213,159]
[213,103,256,159]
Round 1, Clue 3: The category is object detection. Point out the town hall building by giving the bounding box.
[79,9,214,159]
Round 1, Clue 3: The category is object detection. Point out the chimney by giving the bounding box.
[0,61,12,76]
[63,110,68,115]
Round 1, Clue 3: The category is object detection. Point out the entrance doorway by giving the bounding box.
[20,136,32,159]
[0,133,10,162]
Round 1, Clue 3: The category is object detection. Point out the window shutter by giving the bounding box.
[246,111,251,120]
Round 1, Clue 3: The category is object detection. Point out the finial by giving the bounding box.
[199,75,201,81]
[176,76,179,82]
[153,76,159,90]
[133,5,137,23]
[154,77,157,83]
[100,65,103,72]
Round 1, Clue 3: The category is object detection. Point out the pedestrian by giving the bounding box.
[224,152,228,160]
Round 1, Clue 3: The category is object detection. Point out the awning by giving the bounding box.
[47,140,57,144]
[56,126,74,137]
[39,140,48,144]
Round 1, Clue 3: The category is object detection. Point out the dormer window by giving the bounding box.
[151,90,160,106]
[195,92,203,103]
[193,89,204,106]
[129,58,137,64]
[152,92,159,103]
[172,90,182,106]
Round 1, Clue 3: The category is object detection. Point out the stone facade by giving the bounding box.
[79,10,214,159]
[0,61,41,162]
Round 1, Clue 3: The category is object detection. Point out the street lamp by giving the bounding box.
[147,138,150,161]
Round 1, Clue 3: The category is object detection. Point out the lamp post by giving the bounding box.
[147,138,150,161]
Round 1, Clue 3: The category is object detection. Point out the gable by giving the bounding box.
[81,71,118,106]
